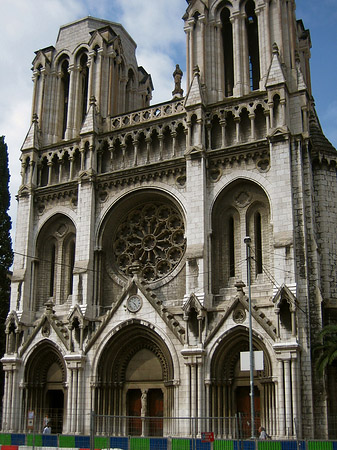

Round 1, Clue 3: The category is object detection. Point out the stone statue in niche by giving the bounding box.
[141,389,148,416]
[172,64,184,97]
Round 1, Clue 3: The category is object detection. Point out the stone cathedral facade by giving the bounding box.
[2,0,337,441]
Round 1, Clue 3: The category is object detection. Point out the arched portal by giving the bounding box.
[210,327,275,438]
[94,322,174,436]
[23,341,66,434]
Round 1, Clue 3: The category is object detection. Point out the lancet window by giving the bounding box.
[212,181,271,293]
[221,7,234,97]
[79,52,89,124]
[245,0,260,91]
[35,216,76,310]
[60,59,70,139]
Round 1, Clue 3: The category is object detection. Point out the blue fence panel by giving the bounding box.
[150,438,168,450]
[10,435,25,446]
[196,440,211,450]
[111,437,129,450]
[75,435,90,448]
[42,434,58,447]
[243,441,257,450]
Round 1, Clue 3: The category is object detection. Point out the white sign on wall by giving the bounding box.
[240,351,264,371]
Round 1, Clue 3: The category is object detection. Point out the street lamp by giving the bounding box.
[244,236,255,439]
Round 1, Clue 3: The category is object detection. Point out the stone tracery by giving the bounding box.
[113,202,186,282]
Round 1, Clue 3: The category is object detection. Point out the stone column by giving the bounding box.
[88,51,95,104]
[95,48,104,110]
[249,112,255,141]
[54,71,63,140]
[278,359,285,436]
[65,65,76,140]
[171,131,177,157]
[284,359,292,436]
[220,119,227,148]
[199,15,206,83]
[255,5,266,88]
[158,133,164,161]
[291,356,301,438]
[37,68,46,125]
[47,160,53,185]
[133,138,139,166]
[241,12,250,94]
[31,69,39,120]
[72,66,82,132]
[231,12,242,97]
[235,115,240,143]
[216,21,224,99]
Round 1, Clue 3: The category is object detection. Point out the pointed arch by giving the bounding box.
[23,341,66,434]
[209,326,275,438]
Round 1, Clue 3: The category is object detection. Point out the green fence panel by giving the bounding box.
[214,440,235,450]
[130,437,150,450]
[27,434,43,447]
[308,442,333,450]
[172,438,191,450]
[94,436,109,449]
[0,435,12,445]
[59,435,76,448]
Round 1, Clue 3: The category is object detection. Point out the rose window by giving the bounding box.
[113,202,186,282]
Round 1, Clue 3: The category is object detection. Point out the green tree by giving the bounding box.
[0,136,13,398]
[314,324,337,377]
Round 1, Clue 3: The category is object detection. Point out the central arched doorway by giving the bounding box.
[210,326,275,438]
[95,322,174,436]
[23,341,66,434]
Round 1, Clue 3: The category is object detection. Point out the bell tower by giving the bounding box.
[30,17,153,146]
[183,0,312,103]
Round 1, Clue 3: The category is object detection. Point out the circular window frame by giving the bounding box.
[104,197,187,288]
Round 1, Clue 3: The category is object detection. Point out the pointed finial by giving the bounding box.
[272,42,279,55]
[193,65,200,75]
[235,280,246,292]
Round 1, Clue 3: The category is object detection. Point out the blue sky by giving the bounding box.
[0,0,336,239]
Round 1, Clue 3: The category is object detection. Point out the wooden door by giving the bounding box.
[127,389,142,436]
[236,386,260,438]
[148,389,163,436]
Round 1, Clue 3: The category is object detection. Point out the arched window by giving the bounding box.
[273,94,281,128]
[254,211,263,275]
[245,0,260,91]
[240,108,250,142]
[221,7,234,97]
[229,215,235,277]
[40,157,49,187]
[254,104,267,140]
[49,241,56,298]
[79,53,89,123]
[60,59,70,138]
[65,238,75,298]
[190,114,198,147]
[35,216,76,310]
[125,69,135,112]
[212,181,271,293]
[211,115,222,149]
[212,206,240,291]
